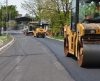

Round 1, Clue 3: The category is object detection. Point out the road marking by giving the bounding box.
[16,56,22,63]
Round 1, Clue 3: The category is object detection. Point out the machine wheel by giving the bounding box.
[77,41,84,67]
[42,34,45,38]
[42,36,45,38]
[64,37,70,56]
[36,35,39,38]
[77,47,84,66]
[36,34,39,38]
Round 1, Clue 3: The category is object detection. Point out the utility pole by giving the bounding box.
[0,2,5,35]
[0,3,2,35]
[5,0,8,31]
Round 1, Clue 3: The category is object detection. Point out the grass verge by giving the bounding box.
[0,34,12,46]
[52,35,64,40]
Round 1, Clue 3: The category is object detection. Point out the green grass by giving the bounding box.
[53,35,64,40]
[0,34,12,45]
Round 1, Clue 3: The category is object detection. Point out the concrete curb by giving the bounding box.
[0,36,15,52]
[46,36,64,42]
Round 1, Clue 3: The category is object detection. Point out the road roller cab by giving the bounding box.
[64,0,100,67]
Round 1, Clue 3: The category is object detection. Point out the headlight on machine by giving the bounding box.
[85,29,96,34]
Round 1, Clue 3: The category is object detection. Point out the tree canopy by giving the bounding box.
[21,0,99,35]
[0,5,18,22]
[22,0,71,34]
[0,5,18,27]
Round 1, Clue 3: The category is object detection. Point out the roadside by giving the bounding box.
[0,34,12,47]
[0,34,14,52]
[0,34,75,81]
[46,35,64,42]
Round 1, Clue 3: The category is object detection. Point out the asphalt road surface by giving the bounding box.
[0,31,74,81]
[37,36,100,81]
[0,30,100,81]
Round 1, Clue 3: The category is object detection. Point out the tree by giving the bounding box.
[21,0,71,35]
[79,1,96,21]
[21,0,40,17]
[0,5,18,21]
[0,5,18,31]
[40,0,71,34]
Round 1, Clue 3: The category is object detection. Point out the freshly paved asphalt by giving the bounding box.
[37,37,100,81]
[0,30,100,81]
[0,31,74,81]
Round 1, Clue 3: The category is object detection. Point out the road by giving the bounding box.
[0,31,100,81]
[37,37,100,81]
[0,31,74,81]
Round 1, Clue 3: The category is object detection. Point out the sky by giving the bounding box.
[1,0,27,16]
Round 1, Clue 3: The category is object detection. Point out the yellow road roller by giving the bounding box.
[64,0,100,67]
[33,28,46,38]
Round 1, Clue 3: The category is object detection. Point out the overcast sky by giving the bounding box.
[1,0,27,16]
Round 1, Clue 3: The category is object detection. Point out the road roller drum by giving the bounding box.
[82,43,100,66]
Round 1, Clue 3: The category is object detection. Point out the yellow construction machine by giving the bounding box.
[64,0,100,66]
[23,21,38,36]
[33,27,46,38]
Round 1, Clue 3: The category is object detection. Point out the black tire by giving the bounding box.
[77,41,84,67]
[36,33,39,38]
[36,35,39,38]
[42,34,45,38]
[64,37,70,57]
